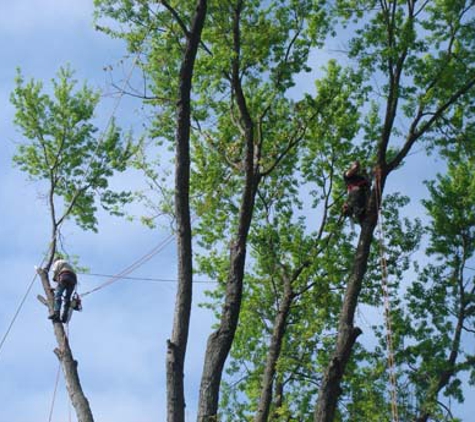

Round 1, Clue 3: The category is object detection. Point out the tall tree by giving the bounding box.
[95,1,330,420]
[396,157,475,421]
[166,1,207,421]
[11,67,134,422]
[93,2,207,418]
[315,1,475,420]
[190,2,331,418]
[211,61,364,422]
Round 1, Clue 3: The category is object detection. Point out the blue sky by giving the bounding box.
[0,1,473,421]
[0,1,213,420]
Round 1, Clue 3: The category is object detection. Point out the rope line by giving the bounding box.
[79,232,176,297]
[78,272,215,284]
[0,274,38,358]
[79,214,203,297]
[375,172,399,422]
[0,245,53,358]
[48,361,62,422]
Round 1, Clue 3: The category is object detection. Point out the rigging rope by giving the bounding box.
[0,244,53,358]
[78,272,215,284]
[375,172,400,422]
[79,231,176,297]
[0,274,38,358]
[48,361,61,422]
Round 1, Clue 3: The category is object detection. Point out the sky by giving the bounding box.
[0,1,473,422]
[0,1,213,421]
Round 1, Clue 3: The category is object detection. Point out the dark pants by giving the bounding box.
[54,272,77,314]
[346,186,369,222]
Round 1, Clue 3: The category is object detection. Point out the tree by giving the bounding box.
[314,1,475,419]
[11,66,134,422]
[166,2,207,421]
[190,2,331,418]
[395,157,475,421]
[94,1,208,419]
[94,0,475,420]
[211,61,365,422]
[95,1,330,420]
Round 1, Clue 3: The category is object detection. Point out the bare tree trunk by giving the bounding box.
[37,269,94,422]
[166,2,207,422]
[255,283,294,422]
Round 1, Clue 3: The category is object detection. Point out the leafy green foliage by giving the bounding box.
[385,156,475,420]
[11,66,136,231]
[94,0,475,420]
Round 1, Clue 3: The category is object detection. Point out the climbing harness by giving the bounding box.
[375,170,399,422]
[346,177,370,192]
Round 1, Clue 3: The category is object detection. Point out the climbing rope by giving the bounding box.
[48,361,62,422]
[375,171,400,422]
[0,243,54,358]
[47,323,72,422]
[0,274,38,358]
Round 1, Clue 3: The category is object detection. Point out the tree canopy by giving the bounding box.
[8,0,475,421]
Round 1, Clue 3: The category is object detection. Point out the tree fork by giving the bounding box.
[197,2,261,419]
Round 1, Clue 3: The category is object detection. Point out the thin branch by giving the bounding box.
[161,0,190,37]
[388,74,475,171]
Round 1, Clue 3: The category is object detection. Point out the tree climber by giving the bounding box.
[48,256,77,323]
[342,160,371,224]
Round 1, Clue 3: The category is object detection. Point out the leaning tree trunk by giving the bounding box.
[314,179,382,422]
[197,172,259,421]
[197,2,260,420]
[255,282,294,422]
[37,269,94,422]
[166,2,207,422]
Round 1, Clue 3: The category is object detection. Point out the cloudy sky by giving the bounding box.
[0,1,473,421]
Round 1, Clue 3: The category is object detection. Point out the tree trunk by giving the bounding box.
[197,182,259,421]
[314,185,381,422]
[166,2,207,422]
[197,2,260,419]
[414,275,465,422]
[273,377,284,412]
[37,269,94,422]
[255,284,294,422]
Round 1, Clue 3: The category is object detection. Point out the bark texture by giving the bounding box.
[314,180,381,422]
[166,2,207,422]
[197,4,261,419]
[38,269,94,422]
[255,284,294,422]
